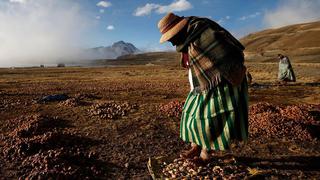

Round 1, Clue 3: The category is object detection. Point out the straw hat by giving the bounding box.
[158,12,188,44]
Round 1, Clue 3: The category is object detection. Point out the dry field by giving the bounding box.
[0,62,319,179]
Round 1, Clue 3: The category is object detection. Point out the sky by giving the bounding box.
[0,0,320,66]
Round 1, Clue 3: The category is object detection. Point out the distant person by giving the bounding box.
[277,54,296,82]
[158,13,248,163]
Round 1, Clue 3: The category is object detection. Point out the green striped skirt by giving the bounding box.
[180,79,248,151]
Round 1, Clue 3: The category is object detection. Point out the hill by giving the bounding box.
[240,21,320,62]
[90,51,180,67]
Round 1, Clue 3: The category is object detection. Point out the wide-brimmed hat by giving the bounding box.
[158,12,188,44]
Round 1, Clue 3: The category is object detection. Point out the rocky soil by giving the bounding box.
[0,66,319,179]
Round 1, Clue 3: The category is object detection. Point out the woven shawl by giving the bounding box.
[177,17,246,93]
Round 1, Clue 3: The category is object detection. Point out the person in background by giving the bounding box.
[277,54,296,83]
[157,12,248,163]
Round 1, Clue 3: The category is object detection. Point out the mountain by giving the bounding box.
[240,21,320,62]
[84,41,140,60]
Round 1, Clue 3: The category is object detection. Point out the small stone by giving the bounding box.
[124,163,129,168]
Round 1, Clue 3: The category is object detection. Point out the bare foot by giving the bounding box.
[186,149,212,165]
[180,145,201,159]
[191,156,210,165]
[199,149,211,162]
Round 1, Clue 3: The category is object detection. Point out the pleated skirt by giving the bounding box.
[180,79,248,151]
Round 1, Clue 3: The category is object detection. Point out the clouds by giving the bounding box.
[0,0,93,66]
[156,0,192,14]
[217,15,230,25]
[9,0,27,3]
[239,12,260,21]
[96,1,111,8]
[134,3,159,16]
[94,1,114,31]
[106,25,114,30]
[96,1,111,14]
[94,1,115,31]
[263,0,320,28]
[134,0,192,16]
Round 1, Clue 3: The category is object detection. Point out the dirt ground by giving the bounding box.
[0,63,319,179]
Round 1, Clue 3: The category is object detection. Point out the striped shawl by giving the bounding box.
[177,17,246,93]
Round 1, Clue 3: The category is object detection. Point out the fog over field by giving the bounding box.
[0,0,93,67]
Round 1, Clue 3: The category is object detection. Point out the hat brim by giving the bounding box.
[159,18,188,44]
